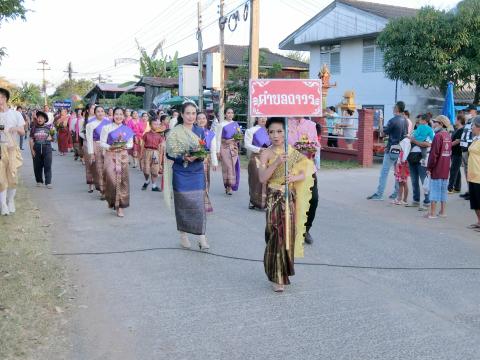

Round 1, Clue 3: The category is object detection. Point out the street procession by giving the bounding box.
[2,0,480,359]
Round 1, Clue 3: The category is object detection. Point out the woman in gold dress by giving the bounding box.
[259,117,314,292]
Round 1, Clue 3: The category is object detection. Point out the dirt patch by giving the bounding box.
[0,183,70,359]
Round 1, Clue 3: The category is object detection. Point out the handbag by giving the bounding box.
[407,151,422,164]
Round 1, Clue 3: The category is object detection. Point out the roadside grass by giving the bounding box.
[0,183,67,359]
[320,159,361,170]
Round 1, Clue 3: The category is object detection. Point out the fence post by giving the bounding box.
[356,109,373,167]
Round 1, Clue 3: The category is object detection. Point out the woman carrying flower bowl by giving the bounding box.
[165,102,209,250]
[100,107,134,217]
[215,107,242,195]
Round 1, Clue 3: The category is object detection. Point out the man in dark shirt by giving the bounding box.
[460,104,477,200]
[367,101,407,201]
[448,114,465,193]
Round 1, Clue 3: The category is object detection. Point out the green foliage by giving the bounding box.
[285,51,309,63]
[115,93,143,110]
[136,39,178,78]
[226,50,283,116]
[0,0,27,64]
[10,82,42,107]
[50,79,94,103]
[377,7,468,90]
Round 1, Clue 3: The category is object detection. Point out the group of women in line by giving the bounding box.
[28,101,316,292]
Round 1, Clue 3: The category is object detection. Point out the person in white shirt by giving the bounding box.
[0,88,26,215]
[85,106,105,193]
[168,109,180,129]
[244,117,270,209]
[43,105,54,126]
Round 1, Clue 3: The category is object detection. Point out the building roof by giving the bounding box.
[136,77,179,88]
[93,83,145,93]
[177,44,308,70]
[428,88,476,104]
[279,0,417,50]
[337,0,417,19]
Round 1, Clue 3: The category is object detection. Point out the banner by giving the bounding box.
[249,79,322,117]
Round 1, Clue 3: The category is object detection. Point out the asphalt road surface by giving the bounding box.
[20,149,480,360]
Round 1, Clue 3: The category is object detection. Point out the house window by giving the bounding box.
[320,45,340,74]
[362,39,384,73]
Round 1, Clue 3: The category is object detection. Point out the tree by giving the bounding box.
[115,93,143,110]
[456,0,480,104]
[0,0,27,64]
[50,79,94,102]
[286,51,310,64]
[136,39,179,78]
[377,7,468,92]
[226,50,283,118]
[10,82,42,107]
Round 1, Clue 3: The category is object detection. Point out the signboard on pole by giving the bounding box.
[53,100,72,109]
[249,79,323,117]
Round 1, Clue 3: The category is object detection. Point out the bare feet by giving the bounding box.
[116,208,124,217]
[273,284,285,292]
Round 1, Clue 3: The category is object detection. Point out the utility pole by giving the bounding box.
[64,62,78,81]
[248,0,260,128]
[197,0,204,111]
[219,0,225,122]
[37,60,51,106]
[91,74,110,83]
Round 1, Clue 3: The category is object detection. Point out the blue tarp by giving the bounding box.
[442,82,455,125]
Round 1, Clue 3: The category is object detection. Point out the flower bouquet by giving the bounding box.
[294,135,318,159]
[183,139,209,167]
[232,127,243,141]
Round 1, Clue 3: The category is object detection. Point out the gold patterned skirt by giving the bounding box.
[103,149,130,209]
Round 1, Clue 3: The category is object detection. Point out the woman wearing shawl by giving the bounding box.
[165,102,209,250]
[259,117,314,293]
[70,108,84,162]
[196,111,218,212]
[86,106,111,197]
[245,117,270,209]
[82,104,96,190]
[100,107,134,217]
[216,108,241,195]
[126,110,144,168]
[56,108,70,155]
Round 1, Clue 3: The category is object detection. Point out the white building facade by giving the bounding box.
[280,0,431,122]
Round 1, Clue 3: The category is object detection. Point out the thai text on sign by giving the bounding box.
[249,79,323,117]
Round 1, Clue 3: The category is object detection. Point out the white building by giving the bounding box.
[279,0,433,123]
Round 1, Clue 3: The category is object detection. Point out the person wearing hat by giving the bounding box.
[29,110,54,188]
[460,104,478,200]
[425,115,452,219]
[0,87,25,215]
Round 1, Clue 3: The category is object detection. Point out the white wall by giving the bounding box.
[309,38,430,120]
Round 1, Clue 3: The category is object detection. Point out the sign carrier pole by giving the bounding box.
[284,117,289,251]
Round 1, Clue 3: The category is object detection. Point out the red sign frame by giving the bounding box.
[249,79,323,117]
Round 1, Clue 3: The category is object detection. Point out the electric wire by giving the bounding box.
[52,247,480,271]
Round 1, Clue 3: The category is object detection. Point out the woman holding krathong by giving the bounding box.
[259,117,314,292]
[216,107,242,195]
[100,107,134,218]
[165,102,209,250]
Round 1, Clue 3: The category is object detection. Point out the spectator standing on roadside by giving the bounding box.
[448,114,465,194]
[367,101,407,201]
[460,104,477,200]
[425,115,452,219]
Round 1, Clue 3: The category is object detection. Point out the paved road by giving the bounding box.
[21,149,480,360]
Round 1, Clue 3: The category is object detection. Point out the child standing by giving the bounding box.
[426,115,452,219]
[393,137,411,205]
[141,118,165,191]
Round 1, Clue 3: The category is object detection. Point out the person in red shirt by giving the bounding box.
[426,115,452,219]
[141,118,165,191]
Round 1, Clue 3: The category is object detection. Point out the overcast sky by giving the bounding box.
[0,0,458,92]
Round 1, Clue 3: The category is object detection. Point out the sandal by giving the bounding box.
[467,224,480,229]
[437,213,447,218]
[423,214,437,219]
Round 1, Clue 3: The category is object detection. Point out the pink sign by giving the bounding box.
[249,79,323,117]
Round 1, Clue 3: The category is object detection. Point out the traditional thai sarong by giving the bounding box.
[220,121,241,191]
[84,143,94,184]
[247,127,271,209]
[0,138,23,192]
[264,146,314,285]
[203,129,216,212]
[166,125,206,235]
[57,125,70,153]
[102,124,134,209]
[92,119,111,192]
